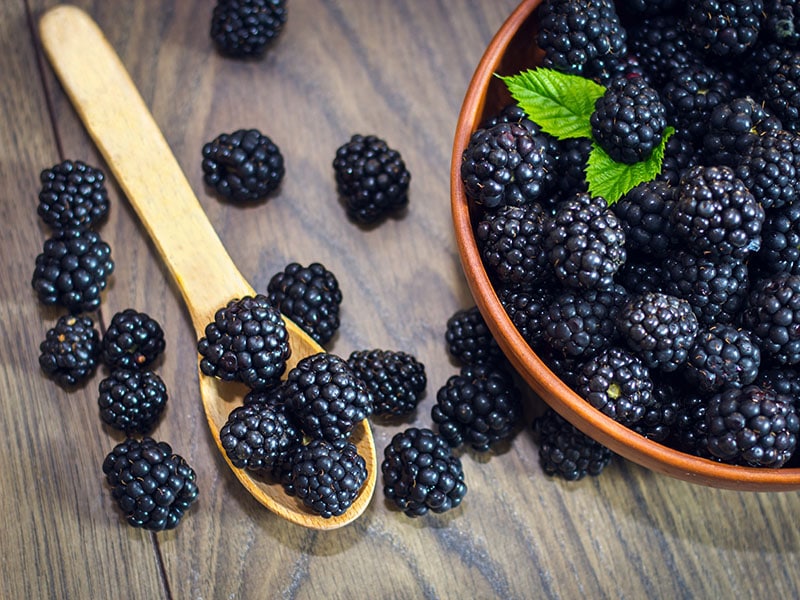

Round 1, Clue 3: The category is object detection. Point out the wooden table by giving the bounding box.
[3,1,800,598]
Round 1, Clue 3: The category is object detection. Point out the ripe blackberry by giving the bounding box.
[748,44,800,130]
[242,380,291,407]
[332,134,410,224]
[615,258,666,295]
[475,202,551,287]
[661,251,750,326]
[283,352,373,442]
[686,0,764,58]
[534,408,613,480]
[626,15,703,89]
[764,0,800,46]
[432,362,522,452]
[612,179,676,258]
[103,437,199,531]
[590,76,667,164]
[346,349,427,418]
[661,64,732,141]
[554,137,592,201]
[497,284,553,348]
[742,273,800,365]
[536,0,628,81]
[631,375,682,442]
[202,129,284,203]
[543,193,627,291]
[197,294,290,391]
[534,343,583,388]
[31,228,114,314]
[703,97,783,167]
[210,0,287,58]
[98,369,168,435]
[267,262,342,345]
[705,385,799,467]
[658,132,701,187]
[751,200,800,276]
[381,427,467,517]
[37,160,109,231]
[38,314,100,388]
[219,400,301,470]
[683,324,761,393]
[101,309,165,370]
[616,292,699,372]
[756,366,800,404]
[574,347,655,427]
[445,306,504,366]
[671,165,764,259]
[672,392,714,457]
[542,285,627,360]
[735,129,800,211]
[460,122,557,210]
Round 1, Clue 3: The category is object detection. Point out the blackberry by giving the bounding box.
[197,294,290,391]
[432,362,522,452]
[242,380,291,407]
[101,309,165,370]
[219,400,301,470]
[672,392,714,457]
[661,64,732,141]
[705,385,799,467]
[703,97,783,167]
[283,352,373,442]
[534,408,613,480]
[98,369,168,435]
[381,427,467,517]
[590,76,667,164]
[764,0,800,45]
[332,134,410,224]
[543,193,627,291]
[102,438,199,531]
[631,375,681,442]
[626,15,703,89]
[31,228,114,314]
[612,179,676,258]
[267,262,342,345]
[756,366,800,403]
[497,284,553,348]
[475,202,551,287]
[616,0,682,17]
[683,324,761,393]
[202,129,284,203]
[37,160,109,231]
[38,314,100,388]
[554,137,592,200]
[751,200,800,276]
[616,292,699,372]
[686,0,764,58]
[748,44,800,130]
[574,347,655,427]
[742,273,800,365]
[615,258,666,295]
[460,122,557,210]
[281,438,366,518]
[542,285,627,360]
[658,132,701,187]
[445,306,504,366]
[536,0,628,81]
[670,165,764,259]
[210,0,287,58]
[661,251,750,326]
[735,129,800,211]
[346,349,427,418]
[534,342,583,388]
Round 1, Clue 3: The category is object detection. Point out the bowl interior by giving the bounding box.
[450,0,800,491]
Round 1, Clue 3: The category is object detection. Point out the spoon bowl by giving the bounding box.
[40,4,377,529]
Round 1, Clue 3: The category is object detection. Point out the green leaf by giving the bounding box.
[499,68,606,140]
[586,127,675,205]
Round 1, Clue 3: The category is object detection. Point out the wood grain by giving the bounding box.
[2,0,799,598]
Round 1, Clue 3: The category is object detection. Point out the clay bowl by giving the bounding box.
[450,0,800,491]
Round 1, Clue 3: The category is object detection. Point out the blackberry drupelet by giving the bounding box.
[685,0,764,58]
[683,324,761,393]
[661,64,732,141]
[703,97,783,167]
[445,306,504,366]
[267,262,342,345]
[38,314,100,388]
[283,352,373,442]
[98,369,168,435]
[382,427,467,517]
[498,284,553,348]
[590,76,667,164]
[197,294,290,391]
[612,179,676,258]
[31,228,114,314]
[432,362,522,452]
[764,0,800,45]
[219,400,301,470]
[202,129,284,202]
[210,0,287,58]
[534,408,613,480]
[37,160,109,231]
[101,308,165,370]
[705,385,799,467]
[616,292,699,372]
[543,192,627,291]
[742,273,800,365]
[281,438,366,518]
[460,122,557,210]
[574,347,655,427]
[735,129,800,211]
[347,349,427,418]
[332,134,410,224]
[103,437,199,531]
[671,165,764,259]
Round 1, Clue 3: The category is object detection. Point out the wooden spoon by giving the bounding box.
[39,4,377,529]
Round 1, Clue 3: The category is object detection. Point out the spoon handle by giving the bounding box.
[39,5,252,335]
